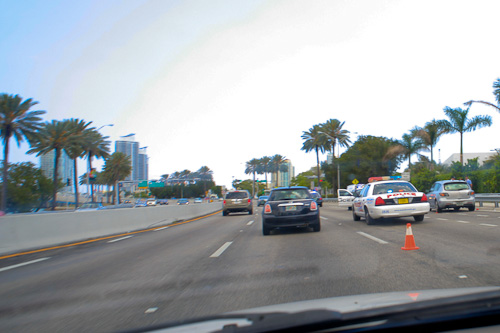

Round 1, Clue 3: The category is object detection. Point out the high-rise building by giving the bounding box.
[115,134,139,181]
[138,147,149,181]
[271,159,294,187]
[40,150,74,188]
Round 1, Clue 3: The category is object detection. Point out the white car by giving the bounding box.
[146,199,157,206]
[352,179,430,224]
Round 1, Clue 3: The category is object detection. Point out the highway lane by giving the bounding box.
[0,203,499,332]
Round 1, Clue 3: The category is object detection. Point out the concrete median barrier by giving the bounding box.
[0,203,221,256]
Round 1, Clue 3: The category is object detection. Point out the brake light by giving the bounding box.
[470,191,475,196]
[310,201,318,211]
[248,199,252,203]
[223,200,226,204]
[264,204,272,214]
[375,197,385,206]
[439,193,449,197]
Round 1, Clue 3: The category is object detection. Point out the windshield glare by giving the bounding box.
[269,189,311,200]
[373,182,417,194]
[444,183,470,191]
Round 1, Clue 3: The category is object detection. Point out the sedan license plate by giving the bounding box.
[285,205,297,211]
[398,198,409,204]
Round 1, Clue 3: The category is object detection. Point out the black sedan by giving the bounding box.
[262,186,320,235]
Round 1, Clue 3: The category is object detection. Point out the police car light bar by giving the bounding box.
[368,176,402,183]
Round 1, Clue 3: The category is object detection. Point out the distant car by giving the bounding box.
[146,199,157,206]
[157,199,169,205]
[177,198,189,205]
[223,190,253,216]
[257,195,269,206]
[352,178,430,224]
[77,202,104,211]
[310,191,323,207]
[262,186,320,235]
[427,180,475,212]
[194,197,203,203]
[135,199,147,207]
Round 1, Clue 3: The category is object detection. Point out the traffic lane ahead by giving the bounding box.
[0,208,257,333]
[319,204,500,286]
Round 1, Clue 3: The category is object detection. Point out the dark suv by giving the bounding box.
[262,186,320,235]
[223,190,253,216]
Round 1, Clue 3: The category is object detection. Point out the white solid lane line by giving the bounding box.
[0,257,50,273]
[107,236,133,243]
[356,232,388,244]
[247,220,255,226]
[210,242,233,258]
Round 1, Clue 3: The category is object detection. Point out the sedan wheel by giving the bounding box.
[364,209,375,225]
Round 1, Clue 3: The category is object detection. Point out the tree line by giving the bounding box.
[0,93,132,212]
[296,78,499,194]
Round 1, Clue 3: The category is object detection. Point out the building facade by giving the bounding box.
[271,159,295,187]
[115,134,140,181]
[137,147,149,181]
[40,150,74,189]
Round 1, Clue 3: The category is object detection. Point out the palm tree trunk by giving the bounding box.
[88,153,95,202]
[315,146,320,193]
[73,159,79,209]
[115,180,120,205]
[52,148,61,211]
[1,136,10,211]
[460,132,464,165]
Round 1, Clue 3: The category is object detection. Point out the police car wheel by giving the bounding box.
[364,209,375,225]
[352,208,360,221]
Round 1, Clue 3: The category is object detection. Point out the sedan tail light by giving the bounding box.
[375,197,385,206]
[223,200,226,204]
[421,194,428,202]
[439,193,449,197]
[264,204,272,214]
[470,191,475,196]
[248,199,252,203]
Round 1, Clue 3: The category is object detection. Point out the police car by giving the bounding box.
[352,176,430,224]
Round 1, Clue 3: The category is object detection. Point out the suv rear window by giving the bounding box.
[269,189,311,201]
[226,192,248,199]
[444,182,469,191]
[373,182,416,194]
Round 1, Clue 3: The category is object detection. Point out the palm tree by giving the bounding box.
[257,156,271,187]
[301,124,329,192]
[103,152,131,204]
[320,119,351,191]
[0,94,45,211]
[270,154,287,187]
[82,128,110,202]
[394,131,428,170]
[413,120,447,165]
[27,120,76,210]
[465,78,500,113]
[197,166,212,196]
[64,119,93,209]
[245,158,260,198]
[440,106,492,164]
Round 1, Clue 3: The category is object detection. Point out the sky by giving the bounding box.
[2,0,500,189]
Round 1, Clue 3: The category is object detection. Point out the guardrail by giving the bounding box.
[475,194,500,208]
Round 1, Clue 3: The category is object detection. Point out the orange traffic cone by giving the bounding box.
[401,223,419,250]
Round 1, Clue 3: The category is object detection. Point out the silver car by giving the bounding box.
[427,180,475,212]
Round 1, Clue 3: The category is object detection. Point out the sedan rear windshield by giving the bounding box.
[373,182,417,194]
[269,189,311,201]
[226,192,248,199]
[444,182,469,191]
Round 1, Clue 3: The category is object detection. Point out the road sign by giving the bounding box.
[352,179,359,185]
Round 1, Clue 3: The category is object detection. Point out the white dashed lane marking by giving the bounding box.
[0,257,50,273]
[210,242,233,258]
[107,236,133,243]
[356,232,388,244]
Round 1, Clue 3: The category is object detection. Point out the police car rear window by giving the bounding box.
[373,182,416,194]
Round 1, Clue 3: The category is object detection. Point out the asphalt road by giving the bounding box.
[0,203,499,332]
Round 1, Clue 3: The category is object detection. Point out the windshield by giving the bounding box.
[444,183,470,191]
[2,1,500,332]
[269,189,311,200]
